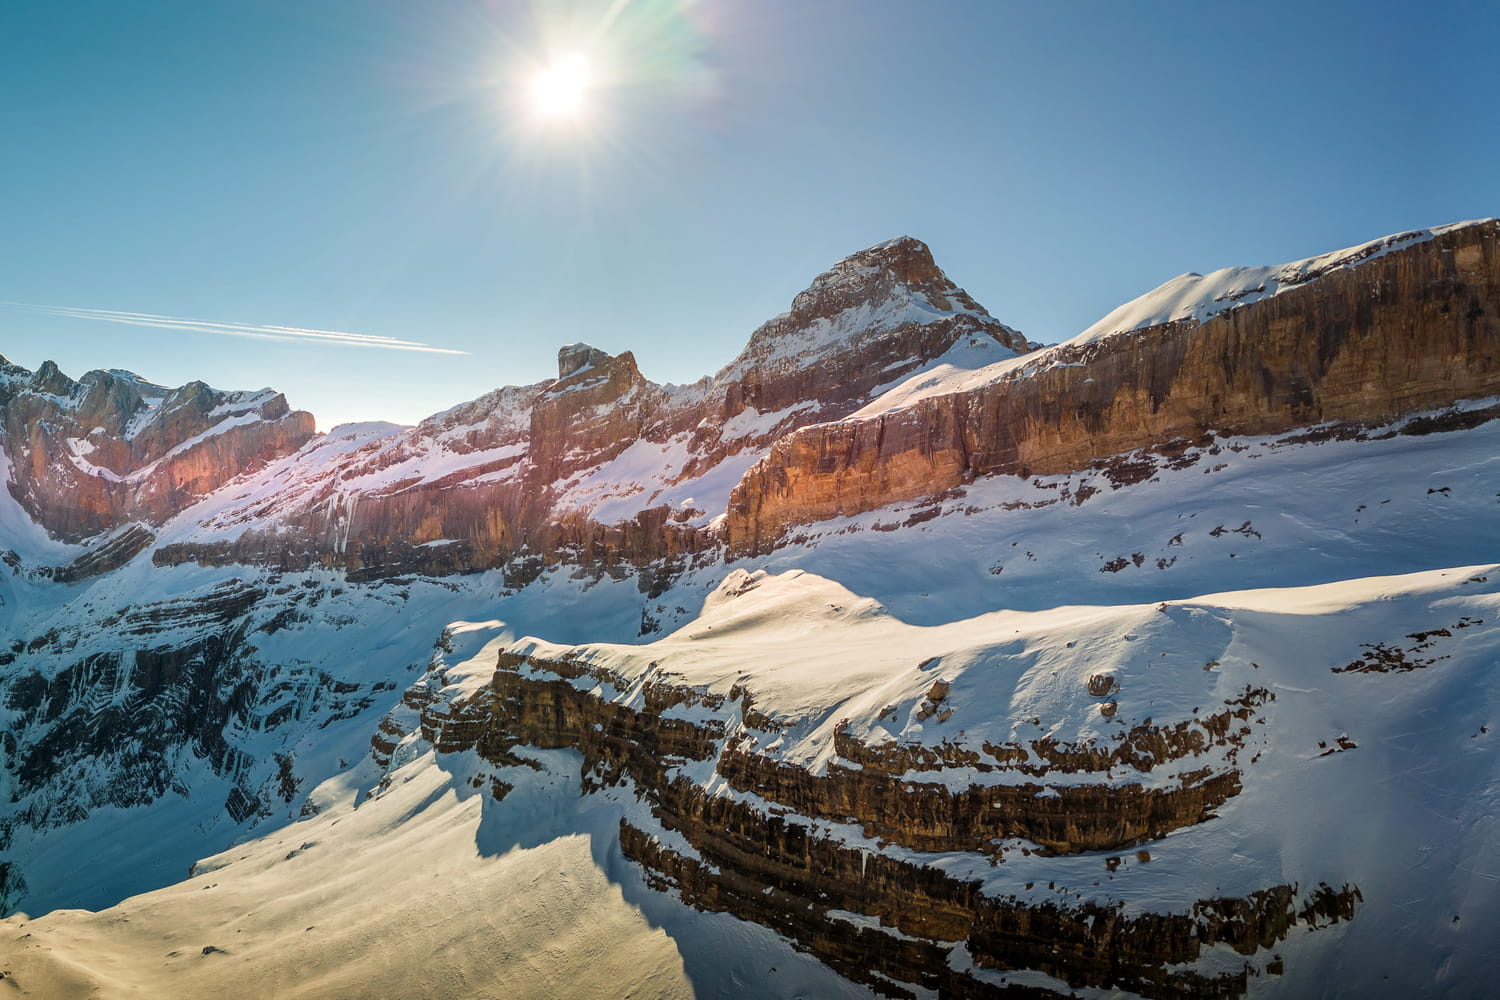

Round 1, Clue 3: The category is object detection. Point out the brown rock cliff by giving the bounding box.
[725,220,1500,554]
[158,239,1032,579]
[0,361,315,540]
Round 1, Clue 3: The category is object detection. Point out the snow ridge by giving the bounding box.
[1072,219,1495,346]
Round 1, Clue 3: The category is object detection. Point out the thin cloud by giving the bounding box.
[7,303,469,355]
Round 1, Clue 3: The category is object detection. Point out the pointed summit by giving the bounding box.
[29,359,77,397]
[715,236,1033,415]
[788,235,983,321]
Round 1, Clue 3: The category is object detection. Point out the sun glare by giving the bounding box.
[531,53,591,118]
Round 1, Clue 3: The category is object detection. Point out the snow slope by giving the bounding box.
[5,563,1497,998]
[1069,220,1495,347]
[0,746,866,1000]
[3,220,1499,998]
[510,563,1500,996]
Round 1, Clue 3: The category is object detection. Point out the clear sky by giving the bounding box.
[2,1,1495,429]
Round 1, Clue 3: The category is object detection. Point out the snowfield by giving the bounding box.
[4,561,1498,998]
[5,398,1500,996]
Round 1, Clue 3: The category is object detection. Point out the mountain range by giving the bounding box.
[2,218,1498,998]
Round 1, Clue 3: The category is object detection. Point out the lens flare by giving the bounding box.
[530,53,591,118]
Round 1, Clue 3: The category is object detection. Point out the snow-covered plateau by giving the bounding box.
[2,220,1499,998]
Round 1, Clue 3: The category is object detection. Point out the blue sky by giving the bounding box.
[2,1,1495,428]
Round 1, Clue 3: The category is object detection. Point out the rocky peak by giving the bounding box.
[157,379,217,417]
[715,236,1033,415]
[75,370,149,436]
[550,344,644,398]
[531,345,653,468]
[28,359,76,397]
[1,363,315,539]
[558,343,614,379]
[788,235,980,321]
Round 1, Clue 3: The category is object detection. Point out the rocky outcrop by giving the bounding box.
[39,523,155,583]
[403,646,1356,999]
[725,220,1500,553]
[526,348,661,479]
[0,360,315,540]
[713,236,1034,416]
[618,821,1358,1000]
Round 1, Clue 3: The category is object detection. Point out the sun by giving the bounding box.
[530,53,591,118]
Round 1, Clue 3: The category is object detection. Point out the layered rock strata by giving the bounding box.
[725,220,1500,553]
[393,645,1356,1000]
[10,223,1496,584]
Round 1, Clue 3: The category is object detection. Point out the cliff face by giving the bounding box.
[367,567,1406,999]
[296,347,680,579]
[724,220,1500,553]
[142,236,1033,581]
[0,360,315,541]
[16,223,1495,579]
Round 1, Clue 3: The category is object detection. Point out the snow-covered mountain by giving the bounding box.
[2,220,1499,998]
[0,357,314,541]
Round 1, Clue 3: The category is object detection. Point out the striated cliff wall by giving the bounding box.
[138,221,1498,576]
[7,222,1497,579]
[724,220,1500,554]
[393,636,1358,1000]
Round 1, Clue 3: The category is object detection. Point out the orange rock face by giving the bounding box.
[725,220,1500,554]
[0,363,315,540]
[145,237,1033,580]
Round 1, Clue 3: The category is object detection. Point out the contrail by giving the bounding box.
[5,303,469,355]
